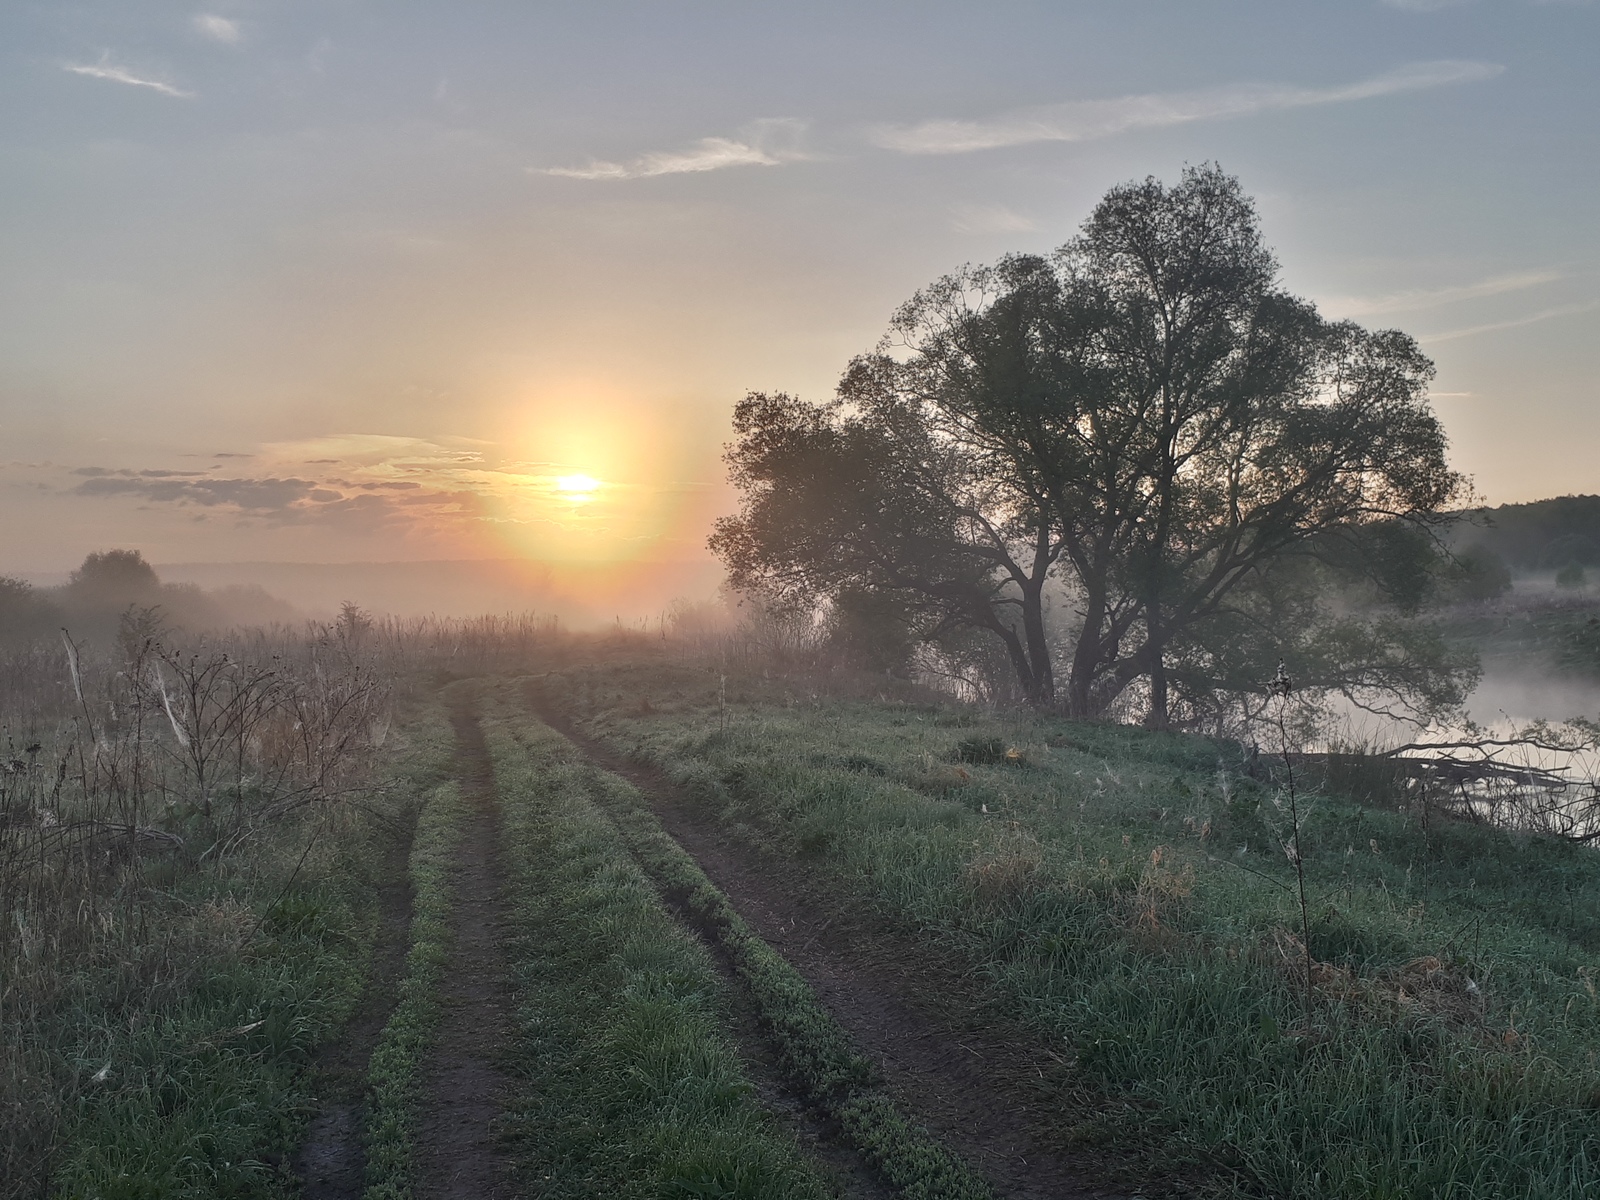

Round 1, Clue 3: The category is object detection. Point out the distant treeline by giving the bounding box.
[1456,495,1600,573]
[0,549,297,647]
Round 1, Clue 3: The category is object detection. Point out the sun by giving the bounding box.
[552,473,603,503]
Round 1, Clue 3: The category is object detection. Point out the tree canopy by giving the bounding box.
[713,166,1471,727]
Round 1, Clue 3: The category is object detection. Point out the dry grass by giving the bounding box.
[963,823,1044,905]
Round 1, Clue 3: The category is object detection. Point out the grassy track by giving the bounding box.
[481,709,842,1198]
[360,765,467,1200]
[552,661,1600,1200]
[40,705,452,1200]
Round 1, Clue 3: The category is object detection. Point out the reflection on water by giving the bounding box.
[1314,665,1600,839]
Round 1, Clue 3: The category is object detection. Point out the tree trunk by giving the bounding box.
[1019,574,1054,705]
[1063,577,1114,718]
[992,622,1047,704]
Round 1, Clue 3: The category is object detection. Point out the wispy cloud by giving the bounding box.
[1325,269,1563,318]
[67,434,641,538]
[950,204,1037,235]
[192,14,242,44]
[543,118,808,181]
[1420,300,1599,343]
[75,475,323,510]
[871,60,1503,155]
[64,55,194,98]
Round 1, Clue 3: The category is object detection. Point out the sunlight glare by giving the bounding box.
[553,472,603,502]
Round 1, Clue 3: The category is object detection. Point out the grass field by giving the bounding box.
[19,635,1600,1198]
[547,657,1600,1199]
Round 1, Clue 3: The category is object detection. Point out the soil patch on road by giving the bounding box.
[413,696,517,1200]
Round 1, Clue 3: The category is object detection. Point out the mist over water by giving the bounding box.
[1466,667,1600,727]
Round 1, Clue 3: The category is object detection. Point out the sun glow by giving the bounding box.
[552,472,603,501]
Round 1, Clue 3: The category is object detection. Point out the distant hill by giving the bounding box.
[1455,496,1600,572]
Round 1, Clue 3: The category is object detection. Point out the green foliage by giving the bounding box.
[826,588,916,676]
[67,549,163,605]
[951,736,1008,765]
[565,661,1600,1200]
[32,715,450,1200]
[1447,544,1514,602]
[1454,495,1600,572]
[1557,562,1588,590]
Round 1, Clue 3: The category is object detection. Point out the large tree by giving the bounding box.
[714,166,1469,724]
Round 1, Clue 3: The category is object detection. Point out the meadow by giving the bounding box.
[9,619,1600,1198]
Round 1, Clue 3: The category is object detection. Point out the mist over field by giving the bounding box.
[152,557,724,627]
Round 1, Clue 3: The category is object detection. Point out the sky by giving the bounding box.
[2,0,1596,587]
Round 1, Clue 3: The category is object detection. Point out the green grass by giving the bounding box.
[546,660,1600,1200]
[486,690,994,1200]
[481,709,838,1199]
[39,705,452,1200]
[362,762,466,1199]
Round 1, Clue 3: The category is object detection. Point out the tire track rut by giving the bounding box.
[295,823,415,1198]
[530,686,1131,1200]
[414,695,516,1200]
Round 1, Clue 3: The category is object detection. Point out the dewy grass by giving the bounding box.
[548,661,1600,1200]
[484,693,994,1200]
[481,713,836,1200]
[362,770,466,1200]
[34,702,451,1200]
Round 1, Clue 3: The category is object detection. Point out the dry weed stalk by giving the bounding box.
[1268,662,1315,1026]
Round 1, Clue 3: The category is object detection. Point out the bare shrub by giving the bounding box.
[0,615,394,1194]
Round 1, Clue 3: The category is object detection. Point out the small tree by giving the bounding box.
[0,578,61,647]
[66,550,163,609]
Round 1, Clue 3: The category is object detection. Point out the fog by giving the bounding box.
[1466,666,1600,727]
[4,550,727,649]
[155,558,725,628]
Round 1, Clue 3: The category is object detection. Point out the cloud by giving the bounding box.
[1419,300,1599,343]
[1324,269,1563,318]
[544,118,808,181]
[72,467,203,479]
[74,476,321,510]
[950,204,1038,235]
[262,433,484,469]
[65,432,691,548]
[192,13,242,43]
[1382,0,1470,10]
[870,60,1504,155]
[64,55,194,98]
